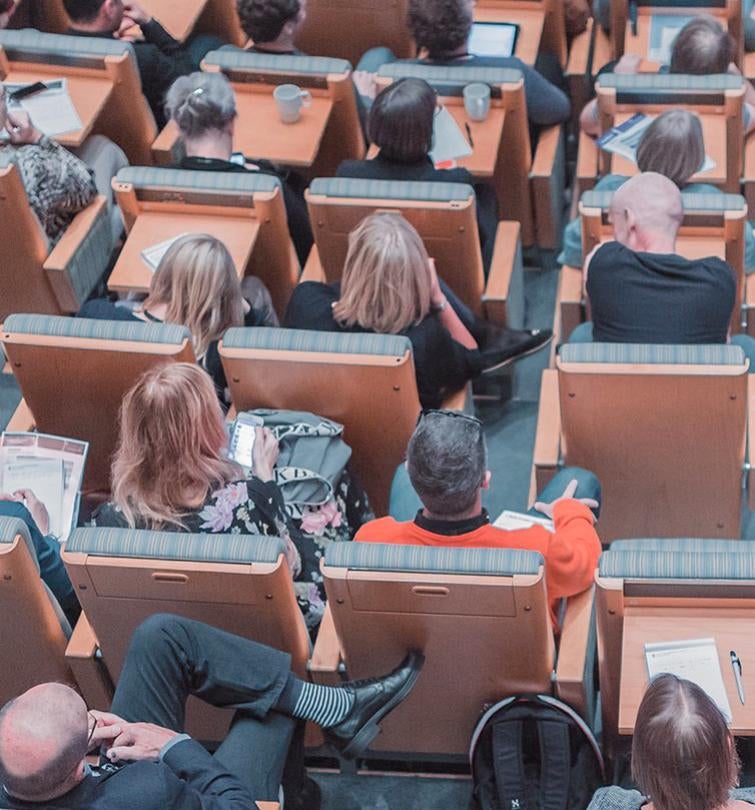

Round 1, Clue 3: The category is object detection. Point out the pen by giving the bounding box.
[464,122,474,148]
[731,650,746,705]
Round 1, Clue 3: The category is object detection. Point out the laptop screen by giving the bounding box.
[469,21,520,59]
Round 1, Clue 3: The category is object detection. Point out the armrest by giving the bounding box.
[151,121,184,167]
[43,196,111,313]
[565,19,593,130]
[483,221,524,328]
[530,125,566,250]
[6,398,35,432]
[533,368,561,491]
[749,375,755,510]
[575,131,599,203]
[558,265,586,343]
[555,585,597,724]
[300,244,326,283]
[66,612,114,710]
[309,604,344,685]
[746,274,755,336]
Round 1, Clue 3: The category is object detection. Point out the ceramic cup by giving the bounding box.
[273,83,312,124]
[463,82,491,122]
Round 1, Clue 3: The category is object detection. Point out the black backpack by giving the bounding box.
[469,694,605,810]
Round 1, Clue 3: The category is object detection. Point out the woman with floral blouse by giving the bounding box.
[90,363,373,630]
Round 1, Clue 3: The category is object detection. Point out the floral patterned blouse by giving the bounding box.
[91,470,373,631]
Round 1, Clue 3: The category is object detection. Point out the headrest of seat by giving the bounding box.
[115,167,281,193]
[0,516,39,574]
[580,190,747,214]
[325,542,543,576]
[222,327,413,358]
[0,29,135,62]
[4,314,190,345]
[597,73,742,92]
[610,538,755,553]
[599,550,755,580]
[66,527,287,564]
[204,48,351,75]
[559,343,745,366]
[309,177,474,202]
[378,62,523,93]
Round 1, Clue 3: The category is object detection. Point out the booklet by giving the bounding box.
[0,432,88,543]
[645,638,733,722]
[140,233,191,272]
[647,14,694,64]
[430,105,473,167]
[597,112,715,172]
[493,509,554,533]
[5,78,82,137]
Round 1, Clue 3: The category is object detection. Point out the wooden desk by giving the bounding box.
[474,6,544,67]
[2,70,113,148]
[256,803,280,810]
[108,212,260,293]
[129,0,208,42]
[619,610,755,735]
[446,104,505,179]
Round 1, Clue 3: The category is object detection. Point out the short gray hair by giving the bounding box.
[407,411,486,516]
[636,110,705,188]
[164,72,237,139]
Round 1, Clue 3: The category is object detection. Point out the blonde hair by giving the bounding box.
[636,110,705,188]
[332,213,432,334]
[140,234,244,362]
[111,363,241,529]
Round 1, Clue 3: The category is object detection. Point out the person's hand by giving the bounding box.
[728,61,743,76]
[533,478,599,519]
[427,258,445,309]
[352,70,378,100]
[4,489,50,535]
[252,427,279,482]
[121,1,151,26]
[614,53,642,74]
[5,110,42,146]
[88,710,127,751]
[105,722,179,764]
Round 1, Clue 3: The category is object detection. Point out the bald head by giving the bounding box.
[610,172,683,253]
[0,683,88,801]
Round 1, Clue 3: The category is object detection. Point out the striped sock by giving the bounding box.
[291,681,355,728]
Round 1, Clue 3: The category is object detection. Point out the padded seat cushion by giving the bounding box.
[610,539,755,553]
[4,313,190,344]
[598,73,742,92]
[599,550,755,579]
[581,190,746,212]
[559,343,745,365]
[325,542,543,575]
[67,528,287,564]
[378,63,523,88]
[0,29,135,59]
[222,327,412,357]
[0,516,38,573]
[115,167,281,193]
[205,48,351,75]
[309,177,473,202]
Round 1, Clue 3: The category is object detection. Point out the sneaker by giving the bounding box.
[479,328,553,374]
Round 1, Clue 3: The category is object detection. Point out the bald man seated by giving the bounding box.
[570,172,755,364]
[0,614,423,809]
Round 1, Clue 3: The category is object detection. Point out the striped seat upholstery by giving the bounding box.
[0,29,136,63]
[4,313,190,345]
[325,542,543,576]
[580,190,747,213]
[309,177,473,202]
[222,326,412,357]
[599,550,755,579]
[115,167,281,194]
[67,528,286,564]
[0,517,38,572]
[63,201,114,303]
[610,538,755,553]
[598,72,743,96]
[205,48,351,75]
[559,343,746,365]
[378,62,523,93]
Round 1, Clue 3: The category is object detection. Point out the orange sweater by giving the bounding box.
[355,500,601,627]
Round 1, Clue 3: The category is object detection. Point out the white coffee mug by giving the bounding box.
[273,83,312,124]
[463,82,491,122]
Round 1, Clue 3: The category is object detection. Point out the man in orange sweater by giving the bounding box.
[355,410,602,626]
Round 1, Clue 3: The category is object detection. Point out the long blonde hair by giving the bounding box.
[111,363,241,529]
[332,212,432,334]
[140,234,244,361]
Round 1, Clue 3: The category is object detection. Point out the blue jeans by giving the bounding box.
[567,322,755,373]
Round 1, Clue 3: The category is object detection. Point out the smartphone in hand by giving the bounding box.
[229,412,265,471]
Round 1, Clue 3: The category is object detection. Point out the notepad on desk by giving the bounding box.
[645,638,733,722]
[5,79,82,137]
[140,233,191,272]
[430,106,472,167]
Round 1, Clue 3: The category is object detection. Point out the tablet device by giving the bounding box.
[469,21,519,59]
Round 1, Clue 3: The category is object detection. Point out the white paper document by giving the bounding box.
[6,79,82,137]
[647,15,694,64]
[140,233,191,272]
[429,106,473,166]
[493,510,554,533]
[645,638,733,722]
[2,457,65,538]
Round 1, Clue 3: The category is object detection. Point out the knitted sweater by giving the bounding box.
[588,786,755,810]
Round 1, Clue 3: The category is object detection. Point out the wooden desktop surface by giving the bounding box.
[474,6,544,66]
[3,70,113,148]
[108,211,260,293]
[619,610,755,735]
[128,0,208,41]
[233,90,333,168]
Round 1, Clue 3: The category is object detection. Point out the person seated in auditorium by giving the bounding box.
[569,172,755,366]
[236,0,307,54]
[284,212,552,409]
[90,363,373,630]
[580,15,755,136]
[0,492,79,627]
[165,72,313,266]
[355,409,602,628]
[0,0,15,29]
[588,673,755,810]
[79,234,276,402]
[0,86,97,245]
[562,110,755,272]
[0,613,422,808]
[354,0,570,128]
[337,78,499,272]
[63,0,224,126]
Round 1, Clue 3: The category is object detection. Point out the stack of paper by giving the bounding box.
[493,510,555,533]
[5,79,82,137]
[430,106,473,167]
[140,233,191,272]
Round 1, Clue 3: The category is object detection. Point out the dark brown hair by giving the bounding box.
[631,674,739,810]
[407,0,473,59]
[236,0,301,43]
[670,15,734,75]
[368,78,436,163]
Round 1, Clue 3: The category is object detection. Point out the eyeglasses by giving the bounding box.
[86,711,97,750]
[417,408,482,428]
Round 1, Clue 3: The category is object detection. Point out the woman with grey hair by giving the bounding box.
[165,71,313,266]
[560,109,755,272]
